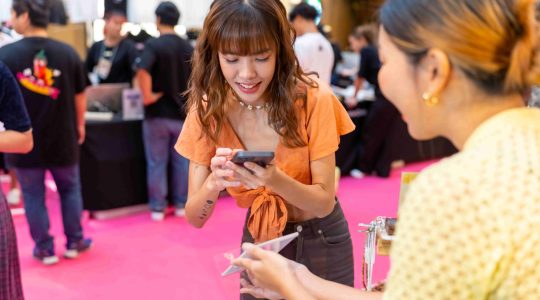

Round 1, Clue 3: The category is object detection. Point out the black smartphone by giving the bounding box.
[231,151,275,167]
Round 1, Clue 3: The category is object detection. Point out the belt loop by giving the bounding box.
[310,218,321,238]
[295,224,304,260]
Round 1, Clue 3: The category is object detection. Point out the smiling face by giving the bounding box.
[218,50,276,106]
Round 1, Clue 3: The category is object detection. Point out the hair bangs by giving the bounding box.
[213,6,276,55]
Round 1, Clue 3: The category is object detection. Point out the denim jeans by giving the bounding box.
[143,118,189,212]
[15,164,84,252]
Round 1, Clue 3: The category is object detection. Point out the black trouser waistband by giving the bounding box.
[283,200,344,239]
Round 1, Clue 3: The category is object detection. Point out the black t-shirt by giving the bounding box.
[358,45,383,99]
[126,30,153,45]
[0,37,87,168]
[86,38,136,84]
[137,34,193,120]
[0,61,31,133]
[358,46,381,86]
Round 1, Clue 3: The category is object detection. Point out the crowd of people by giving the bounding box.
[1,0,540,299]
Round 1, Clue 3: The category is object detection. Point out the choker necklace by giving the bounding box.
[237,99,270,111]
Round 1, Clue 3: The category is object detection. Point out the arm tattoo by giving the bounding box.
[199,200,215,220]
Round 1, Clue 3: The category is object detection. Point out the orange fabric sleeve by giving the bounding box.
[306,83,355,161]
[175,112,215,166]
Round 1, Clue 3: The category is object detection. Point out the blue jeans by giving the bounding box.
[15,164,84,252]
[143,118,189,212]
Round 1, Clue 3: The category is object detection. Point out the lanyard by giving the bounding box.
[99,41,119,65]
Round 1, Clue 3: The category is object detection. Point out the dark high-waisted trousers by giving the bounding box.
[240,201,354,299]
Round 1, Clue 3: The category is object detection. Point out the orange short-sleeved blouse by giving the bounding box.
[176,81,354,242]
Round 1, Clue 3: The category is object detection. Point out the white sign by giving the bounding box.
[122,89,144,120]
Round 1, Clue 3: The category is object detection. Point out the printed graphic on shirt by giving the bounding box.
[17,49,61,99]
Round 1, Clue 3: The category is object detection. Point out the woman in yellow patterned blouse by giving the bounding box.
[233,0,540,299]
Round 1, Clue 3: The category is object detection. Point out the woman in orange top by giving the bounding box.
[175,0,355,298]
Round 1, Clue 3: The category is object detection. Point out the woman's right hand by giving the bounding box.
[207,148,241,192]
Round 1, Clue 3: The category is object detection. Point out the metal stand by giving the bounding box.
[359,217,396,291]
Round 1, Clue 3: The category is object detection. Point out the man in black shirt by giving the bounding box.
[136,1,193,221]
[0,0,92,265]
[86,10,136,85]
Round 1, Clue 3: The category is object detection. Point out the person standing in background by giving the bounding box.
[0,0,92,265]
[86,9,137,85]
[289,2,334,84]
[0,60,32,300]
[136,1,193,221]
[346,24,403,178]
[345,24,380,109]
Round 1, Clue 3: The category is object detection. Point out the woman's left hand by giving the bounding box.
[225,161,281,190]
[233,243,305,297]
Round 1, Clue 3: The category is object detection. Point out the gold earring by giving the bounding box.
[422,92,439,106]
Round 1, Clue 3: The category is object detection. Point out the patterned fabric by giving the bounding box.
[384,108,540,299]
[0,192,24,300]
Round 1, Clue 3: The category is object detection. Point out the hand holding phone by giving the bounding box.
[207,148,242,192]
[227,151,278,190]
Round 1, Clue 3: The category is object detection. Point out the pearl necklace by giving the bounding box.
[237,99,270,111]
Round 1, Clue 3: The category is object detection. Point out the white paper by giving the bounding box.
[221,232,299,277]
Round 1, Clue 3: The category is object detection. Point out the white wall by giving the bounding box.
[128,0,212,29]
[0,0,12,22]
[0,0,99,23]
[0,0,301,26]
[65,0,99,23]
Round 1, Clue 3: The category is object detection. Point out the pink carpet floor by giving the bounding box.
[9,161,433,300]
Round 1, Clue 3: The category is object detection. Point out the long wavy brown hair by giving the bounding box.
[187,0,317,148]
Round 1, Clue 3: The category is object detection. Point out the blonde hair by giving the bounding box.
[380,0,540,94]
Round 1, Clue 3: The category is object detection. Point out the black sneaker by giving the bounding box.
[33,248,59,265]
[64,238,93,259]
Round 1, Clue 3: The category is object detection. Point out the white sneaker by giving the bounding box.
[151,211,165,221]
[7,188,21,205]
[350,169,365,179]
[174,208,186,217]
[33,249,59,266]
[39,255,59,266]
